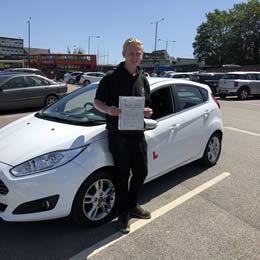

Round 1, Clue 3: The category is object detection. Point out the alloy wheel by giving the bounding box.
[207,136,220,163]
[82,178,116,221]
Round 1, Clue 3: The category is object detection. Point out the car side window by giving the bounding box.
[256,74,260,80]
[150,87,173,120]
[247,74,256,80]
[174,85,204,111]
[25,76,43,87]
[2,77,25,89]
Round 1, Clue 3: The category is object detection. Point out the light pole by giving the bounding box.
[158,39,176,53]
[27,17,32,65]
[88,36,100,54]
[150,18,164,51]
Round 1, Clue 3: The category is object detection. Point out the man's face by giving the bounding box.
[123,43,143,67]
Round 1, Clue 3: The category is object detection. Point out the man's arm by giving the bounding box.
[94,99,120,116]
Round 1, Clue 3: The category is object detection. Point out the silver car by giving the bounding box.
[79,72,105,85]
[217,71,260,99]
[0,73,67,111]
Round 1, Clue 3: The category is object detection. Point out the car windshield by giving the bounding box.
[35,83,106,126]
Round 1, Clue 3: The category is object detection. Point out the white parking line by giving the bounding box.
[69,172,231,260]
[224,127,260,137]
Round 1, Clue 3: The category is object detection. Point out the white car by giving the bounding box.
[79,72,105,86]
[64,71,83,84]
[0,78,223,226]
[169,72,197,81]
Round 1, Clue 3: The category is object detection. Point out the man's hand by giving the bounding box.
[144,107,153,118]
[107,106,121,116]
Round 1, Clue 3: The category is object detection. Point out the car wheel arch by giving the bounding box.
[200,130,223,167]
[45,94,58,106]
[84,80,91,85]
[70,166,117,226]
[238,86,250,100]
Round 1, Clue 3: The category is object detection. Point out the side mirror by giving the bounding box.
[144,118,158,130]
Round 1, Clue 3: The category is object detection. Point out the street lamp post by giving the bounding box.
[158,39,176,53]
[27,17,32,65]
[88,36,100,54]
[150,18,164,51]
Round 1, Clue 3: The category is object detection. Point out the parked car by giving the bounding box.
[56,70,71,81]
[169,72,197,81]
[217,71,260,99]
[64,71,83,84]
[79,72,105,85]
[0,78,223,226]
[159,71,175,77]
[142,71,150,77]
[0,73,67,111]
[193,72,225,95]
[1,68,45,77]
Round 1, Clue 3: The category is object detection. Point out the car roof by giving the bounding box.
[171,72,195,75]
[225,71,260,74]
[147,77,210,91]
[3,68,41,72]
[195,72,225,75]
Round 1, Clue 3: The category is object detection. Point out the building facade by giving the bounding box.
[0,37,24,58]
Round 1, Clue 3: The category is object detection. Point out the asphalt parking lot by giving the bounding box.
[0,85,259,260]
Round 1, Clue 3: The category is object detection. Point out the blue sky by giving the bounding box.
[1,0,244,64]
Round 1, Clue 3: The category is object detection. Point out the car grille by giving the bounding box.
[0,179,9,195]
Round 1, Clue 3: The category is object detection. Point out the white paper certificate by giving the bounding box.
[118,96,145,130]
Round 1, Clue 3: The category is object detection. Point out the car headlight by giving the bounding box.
[10,146,87,177]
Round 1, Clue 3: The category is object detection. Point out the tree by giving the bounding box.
[193,0,260,65]
[73,47,85,54]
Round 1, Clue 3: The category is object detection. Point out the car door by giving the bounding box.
[23,76,53,106]
[172,84,210,161]
[144,85,184,180]
[247,74,259,94]
[0,76,27,110]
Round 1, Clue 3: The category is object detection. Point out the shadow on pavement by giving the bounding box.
[0,161,208,260]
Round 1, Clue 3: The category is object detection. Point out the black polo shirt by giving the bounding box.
[95,62,151,133]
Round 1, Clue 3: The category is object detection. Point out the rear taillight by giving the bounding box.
[234,81,238,87]
[211,94,220,109]
[65,84,68,91]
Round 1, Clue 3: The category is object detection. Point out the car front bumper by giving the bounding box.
[0,161,87,222]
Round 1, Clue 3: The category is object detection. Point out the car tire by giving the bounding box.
[238,88,249,100]
[219,94,226,99]
[45,95,58,106]
[200,133,222,167]
[84,80,90,86]
[69,79,74,84]
[72,169,116,226]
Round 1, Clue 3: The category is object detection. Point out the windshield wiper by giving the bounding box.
[80,120,106,126]
[35,113,71,124]
[35,113,105,126]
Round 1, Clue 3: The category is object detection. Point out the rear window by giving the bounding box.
[222,74,247,80]
[175,85,206,111]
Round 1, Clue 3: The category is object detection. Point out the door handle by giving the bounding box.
[203,110,209,118]
[169,123,180,132]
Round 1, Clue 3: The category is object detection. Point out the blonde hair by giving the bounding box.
[122,38,143,53]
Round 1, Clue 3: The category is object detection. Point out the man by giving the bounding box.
[94,38,153,233]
